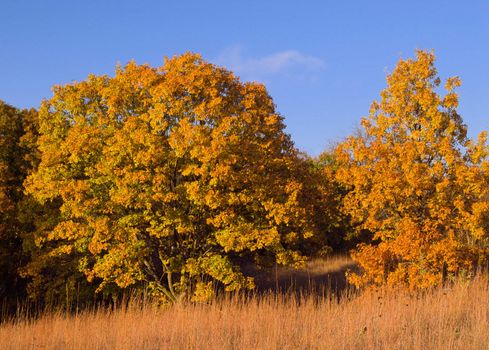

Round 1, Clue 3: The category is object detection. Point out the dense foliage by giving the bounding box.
[335,51,489,288]
[20,54,335,302]
[0,102,38,300]
[0,50,487,307]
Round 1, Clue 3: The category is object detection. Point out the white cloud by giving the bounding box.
[214,46,325,80]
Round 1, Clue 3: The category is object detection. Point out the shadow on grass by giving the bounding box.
[243,256,359,296]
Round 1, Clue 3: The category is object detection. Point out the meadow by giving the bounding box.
[1,256,488,350]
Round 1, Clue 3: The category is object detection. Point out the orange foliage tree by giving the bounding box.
[336,50,489,288]
[24,54,330,301]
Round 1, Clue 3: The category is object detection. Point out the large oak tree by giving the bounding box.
[24,54,330,301]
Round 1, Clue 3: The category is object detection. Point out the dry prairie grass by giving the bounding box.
[1,258,488,350]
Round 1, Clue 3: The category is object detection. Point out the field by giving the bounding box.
[1,256,488,350]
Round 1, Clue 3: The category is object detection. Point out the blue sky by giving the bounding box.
[1,0,488,155]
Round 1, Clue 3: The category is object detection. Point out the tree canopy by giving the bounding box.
[23,53,331,301]
[335,50,489,288]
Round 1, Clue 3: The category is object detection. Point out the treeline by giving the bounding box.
[0,50,488,307]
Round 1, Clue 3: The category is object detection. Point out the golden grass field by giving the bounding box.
[1,256,488,350]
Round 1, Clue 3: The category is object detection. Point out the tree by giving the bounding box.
[24,53,328,301]
[335,50,489,289]
[0,101,38,300]
[314,147,354,252]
